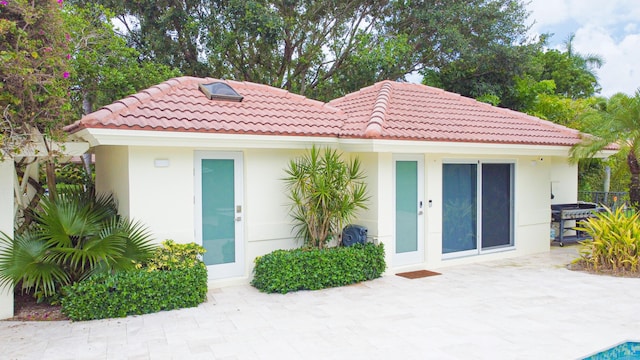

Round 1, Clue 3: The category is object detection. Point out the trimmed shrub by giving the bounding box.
[61,241,208,321]
[251,243,385,294]
[61,264,207,321]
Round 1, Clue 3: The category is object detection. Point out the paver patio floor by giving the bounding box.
[2,245,639,360]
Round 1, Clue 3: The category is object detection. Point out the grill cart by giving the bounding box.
[551,202,604,246]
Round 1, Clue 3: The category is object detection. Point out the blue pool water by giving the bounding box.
[583,342,640,360]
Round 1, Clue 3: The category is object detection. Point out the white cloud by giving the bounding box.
[527,0,640,96]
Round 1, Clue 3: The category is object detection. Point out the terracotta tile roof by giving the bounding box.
[64,77,345,137]
[66,77,592,148]
[329,80,585,146]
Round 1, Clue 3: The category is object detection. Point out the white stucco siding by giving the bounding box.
[126,147,195,244]
[0,160,14,319]
[351,152,380,237]
[244,149,300,269]
[515,156,554,254]
[95,146,130,218]
[424,155,444,266]
[550,157,579,204]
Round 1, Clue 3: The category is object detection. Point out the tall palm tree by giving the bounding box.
[563,33,605,71]
[571,90,640,208]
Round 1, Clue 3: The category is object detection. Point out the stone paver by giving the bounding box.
[2,246,639,359]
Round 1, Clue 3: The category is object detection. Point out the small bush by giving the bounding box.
[576,207,640,273]
[141,239,206,271]
[251,243,385,294]
[61,241,208,321]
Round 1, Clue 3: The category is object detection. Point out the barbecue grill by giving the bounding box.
[551,202,604,246]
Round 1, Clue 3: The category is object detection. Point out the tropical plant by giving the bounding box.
[570,90,640,209]
[575,207,640,273]
[0,187,156,300]
[284,146,369,249]
[138,240,206,271]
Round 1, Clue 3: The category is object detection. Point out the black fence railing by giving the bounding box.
[578,191,629,210]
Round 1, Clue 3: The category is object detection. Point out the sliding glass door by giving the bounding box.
[442,164,478,254]
[442,162,514,257]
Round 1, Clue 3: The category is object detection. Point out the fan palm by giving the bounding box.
[0,187,156,299]
[571,90,640,208]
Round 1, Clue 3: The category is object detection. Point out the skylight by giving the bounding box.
[198,82,243,102]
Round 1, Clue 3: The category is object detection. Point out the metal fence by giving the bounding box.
[578,191,629,210]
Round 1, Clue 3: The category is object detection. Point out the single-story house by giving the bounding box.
[61,76,613,287]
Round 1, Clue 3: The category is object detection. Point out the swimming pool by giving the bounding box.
[583,342,640,359]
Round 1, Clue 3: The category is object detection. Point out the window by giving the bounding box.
[199,82,243,102]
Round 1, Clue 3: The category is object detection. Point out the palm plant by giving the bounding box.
[571,90,640,209]
[284,146,369,249]
[0,187,156,299]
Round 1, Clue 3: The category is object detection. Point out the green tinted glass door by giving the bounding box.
[195,151,244,279]
[394,157,424,266]
[201,159,235,265]
[396,161,418,253]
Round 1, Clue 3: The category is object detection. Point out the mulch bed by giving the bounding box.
[5,293,68,321]
[567,261,640,278]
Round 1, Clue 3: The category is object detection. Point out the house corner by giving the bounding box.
[0,159,14,319]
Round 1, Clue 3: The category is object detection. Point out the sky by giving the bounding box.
[526,0,640,97]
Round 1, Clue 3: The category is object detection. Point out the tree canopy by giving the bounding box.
[0,0,71,157]
[71,0,532,101]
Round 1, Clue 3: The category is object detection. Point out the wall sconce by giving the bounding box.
[154,159,170,168]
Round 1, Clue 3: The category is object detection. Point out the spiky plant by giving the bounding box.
[284,146,369,249]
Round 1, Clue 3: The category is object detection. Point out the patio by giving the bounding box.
[2,245,639,359]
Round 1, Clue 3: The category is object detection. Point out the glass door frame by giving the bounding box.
[194,151,245,280]
[441,159,515,260]
[393,154,425,267]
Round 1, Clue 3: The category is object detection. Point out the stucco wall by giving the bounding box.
[95,146,130,218]
[127,147,194,243]
[550,157,579,204]
[93,144,579,283]
[0,160,14,319]
[244,148,300,274]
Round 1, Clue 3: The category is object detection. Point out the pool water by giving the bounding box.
[583,342,640,359]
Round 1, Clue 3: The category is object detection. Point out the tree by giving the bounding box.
[0,0,72,197]
[284,146,369,249]
[62,4,181,116]
[74,0,531,100]
[422,41,543,109]
[398,0,531,71]
[571,91,640,208]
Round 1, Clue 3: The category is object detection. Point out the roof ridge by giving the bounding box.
[365,81,393,138]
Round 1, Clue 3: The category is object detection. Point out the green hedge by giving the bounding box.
[251,243,386,294]
[61,264,208,321]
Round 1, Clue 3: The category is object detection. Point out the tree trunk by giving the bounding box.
[627,151,640,210]
[46,159,57,201]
